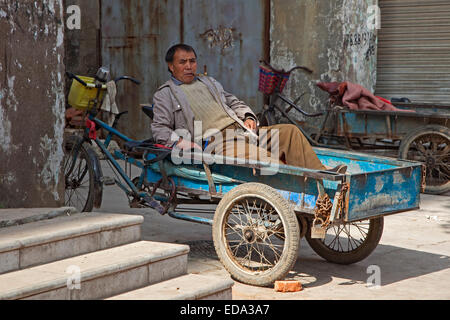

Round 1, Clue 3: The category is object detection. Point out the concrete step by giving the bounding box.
[0,207,78,229]
[107,274,234,300]
[0,213,143,274]
[0,241,189,300]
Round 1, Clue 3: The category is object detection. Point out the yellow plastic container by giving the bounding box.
[68,76,106,110]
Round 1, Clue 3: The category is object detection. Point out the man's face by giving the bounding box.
[168,49,197,84]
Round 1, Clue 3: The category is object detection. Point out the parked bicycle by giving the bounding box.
[257,60,329,147]
[63,68,167,214]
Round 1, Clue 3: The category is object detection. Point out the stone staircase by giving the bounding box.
[0,209,233,300]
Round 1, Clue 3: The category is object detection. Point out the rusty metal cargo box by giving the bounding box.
[138,147,422,223]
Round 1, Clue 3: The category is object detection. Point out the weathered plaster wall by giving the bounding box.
[341,0,378,90]
[270,0,378,129]
[0,0,66,208]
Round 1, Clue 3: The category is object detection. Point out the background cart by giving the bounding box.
[313,102,450,195]
[255,61,449,195]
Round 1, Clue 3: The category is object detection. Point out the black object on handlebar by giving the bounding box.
[260,60,313,74]
[66,71,88,86]
[114,76,141,85]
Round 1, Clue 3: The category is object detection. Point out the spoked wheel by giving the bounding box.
[63,135,96,212]
[399,125,450,195]
[305,217,384,265]
[212,183,300,287]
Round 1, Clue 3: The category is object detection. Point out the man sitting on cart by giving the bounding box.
[151,43,342,172]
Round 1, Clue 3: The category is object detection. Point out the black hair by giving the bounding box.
[165,44,197,73]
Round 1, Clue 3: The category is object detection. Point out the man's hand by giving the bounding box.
[176,138,202,151]
[244,118,257,131]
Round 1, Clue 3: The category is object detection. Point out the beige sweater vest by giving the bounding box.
[180,80,235,140]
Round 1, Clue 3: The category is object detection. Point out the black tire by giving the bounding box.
[63,135,97,212]
[305,217,384,265]
[212,183,300,287]
[398,125,450,195]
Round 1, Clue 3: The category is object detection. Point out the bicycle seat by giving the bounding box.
[141,104,154,120]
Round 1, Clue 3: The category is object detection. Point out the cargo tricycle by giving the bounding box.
[63,69,423,287]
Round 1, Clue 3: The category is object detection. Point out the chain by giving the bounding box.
[314,183,350,230]
[421,165,427,193]
[314,192,333,229]
[336,183,350,220]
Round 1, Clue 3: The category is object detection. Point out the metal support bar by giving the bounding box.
[203,163,217,196]
[330,186,342,222]
[167,211,213,226]
[94,138,140,195]
[386,115,392,138]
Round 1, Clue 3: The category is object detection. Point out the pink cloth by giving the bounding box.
[317,82,414,112]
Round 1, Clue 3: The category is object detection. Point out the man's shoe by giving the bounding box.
[327,164,348,174]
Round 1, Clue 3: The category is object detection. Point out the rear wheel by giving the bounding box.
[399,125,450,195]
[305,217,384,265]
[212,183,300,287]
[63,136,96,212]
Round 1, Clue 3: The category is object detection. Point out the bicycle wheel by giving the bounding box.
[305,217,384,265]
[212,183,300,287]
[63,135,96,212]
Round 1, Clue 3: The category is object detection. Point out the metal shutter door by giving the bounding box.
[376,0,450,103]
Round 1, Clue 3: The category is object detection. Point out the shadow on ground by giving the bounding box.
[178,239,450,289]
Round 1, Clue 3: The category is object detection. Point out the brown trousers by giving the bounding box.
[205,123,325,170]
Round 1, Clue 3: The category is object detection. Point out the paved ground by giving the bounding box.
[98,161,450,300]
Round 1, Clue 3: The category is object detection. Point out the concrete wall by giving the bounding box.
[0,0,66,208]
[63,0,100,78]
[270,0,378,129]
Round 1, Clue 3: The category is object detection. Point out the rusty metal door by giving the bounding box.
[101,0,268,140]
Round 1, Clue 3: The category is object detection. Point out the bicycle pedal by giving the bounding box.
[142,194,166,215]
[101,176,116,186]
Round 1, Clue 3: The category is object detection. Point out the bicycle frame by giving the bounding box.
[84,114,149,201]
[258,61,345,150]
[266,92,322,146]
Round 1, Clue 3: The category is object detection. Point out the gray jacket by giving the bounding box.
[151,76,257,147]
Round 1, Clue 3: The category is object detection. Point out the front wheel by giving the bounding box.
[63,135,98,212]
[212,183,300,287]
[305,217,384,265]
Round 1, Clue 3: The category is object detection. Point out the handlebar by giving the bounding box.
[260,60,313,75]
[114,76,141,85]
[277,94,323,117]
[66,71,141,88]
